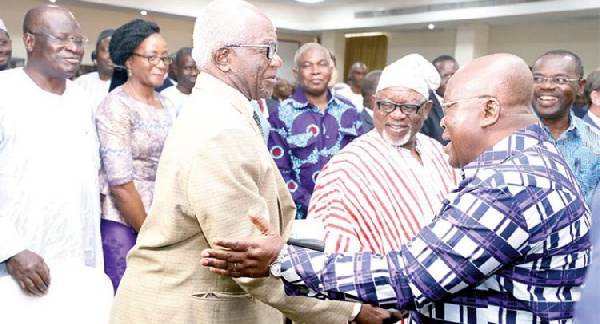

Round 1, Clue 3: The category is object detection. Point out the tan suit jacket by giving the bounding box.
[110,73,355,323]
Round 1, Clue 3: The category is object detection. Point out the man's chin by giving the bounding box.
[533,107,564,120]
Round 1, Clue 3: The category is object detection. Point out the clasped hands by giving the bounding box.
[200,213,403,324]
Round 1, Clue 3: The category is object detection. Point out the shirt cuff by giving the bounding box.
[349,303,361,321]
[269,244,289,277]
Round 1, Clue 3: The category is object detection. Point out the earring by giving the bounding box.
[127,68,132,77]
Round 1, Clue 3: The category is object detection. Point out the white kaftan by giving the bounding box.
[0,67,103,274]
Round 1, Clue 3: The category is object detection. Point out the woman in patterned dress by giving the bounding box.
[95,19,175,292]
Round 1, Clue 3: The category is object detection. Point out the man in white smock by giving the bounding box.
[0,5,112,323]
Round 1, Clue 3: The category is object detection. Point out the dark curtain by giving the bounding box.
[343,34,388,82]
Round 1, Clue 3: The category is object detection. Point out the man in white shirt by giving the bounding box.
[75,29,115,112]
[336,61,368,112]
[0,5,111,323]
[161,47,198,115]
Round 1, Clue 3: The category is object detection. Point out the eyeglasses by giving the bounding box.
[28,32,88,47]
[0,39,11,47]
[375,100,426,115]
[533,76,579,85]
[224,41,278,60]
[131,53,172,65]
[441,96,497,111]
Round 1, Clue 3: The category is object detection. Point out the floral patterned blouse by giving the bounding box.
[96,86,175,226]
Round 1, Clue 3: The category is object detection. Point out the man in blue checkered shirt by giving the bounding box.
[201,53,591,324]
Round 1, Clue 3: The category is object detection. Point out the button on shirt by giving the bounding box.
[268,88,362,219]
[279,123,591,323]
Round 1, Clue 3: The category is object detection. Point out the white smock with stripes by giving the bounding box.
[308,130,459,254]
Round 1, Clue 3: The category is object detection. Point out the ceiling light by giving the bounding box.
[428,23,435,30]
[140,10,148,16]
[294,0,325,3]
[49,0,57,3]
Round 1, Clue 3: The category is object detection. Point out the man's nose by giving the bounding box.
[271,54,283,68]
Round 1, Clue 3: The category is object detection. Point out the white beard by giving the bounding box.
[381,124,412,148]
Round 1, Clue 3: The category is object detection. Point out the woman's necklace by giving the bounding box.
[128,82,160,107]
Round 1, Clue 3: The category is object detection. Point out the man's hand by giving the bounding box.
[354,304,403,324]
[200,213,284,278]
[6,249,51,297]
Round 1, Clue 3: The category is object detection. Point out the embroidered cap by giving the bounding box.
[0,18,7,33]
[376,53,440,99]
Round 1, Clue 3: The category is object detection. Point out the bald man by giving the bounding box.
[109,1,388,323]
[201,53,590,323]
[0,5,111,323]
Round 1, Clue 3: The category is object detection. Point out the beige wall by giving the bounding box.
[488,19,600,74]
[386,29,457,64]
[2,0,599,75]
[1,0,313,66]
[2,0,193,65]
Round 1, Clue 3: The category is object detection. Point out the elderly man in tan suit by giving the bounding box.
[109,0,390,323]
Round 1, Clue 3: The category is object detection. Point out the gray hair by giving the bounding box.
[193,0,268,70]
[294,42,331,68]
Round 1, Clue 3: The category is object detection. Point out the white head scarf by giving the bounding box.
[0,19,7,33]
[376,53,440,99]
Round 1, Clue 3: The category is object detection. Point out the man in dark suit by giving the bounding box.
[420,90,447,144]
[359,70,381,133]
[420,55,458,145]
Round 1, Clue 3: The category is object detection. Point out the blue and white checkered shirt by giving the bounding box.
[280,123,591,323]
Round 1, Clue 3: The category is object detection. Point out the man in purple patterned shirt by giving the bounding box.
[268,42,363,219]
[201,53,590,323]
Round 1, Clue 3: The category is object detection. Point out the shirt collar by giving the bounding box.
[290,86,334,109]
[587,110,600,128]
[463,123,547,179]
[539,108,583,141]
[194,72,250,115]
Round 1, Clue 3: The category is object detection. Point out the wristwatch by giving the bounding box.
[268,244,288,277]
[269,261,282,277]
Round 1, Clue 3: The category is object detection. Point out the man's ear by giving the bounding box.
[480,97,501,127]
[23,33,35,53]
[292,68,298,81]
[214,48,231,72]
[422,100,433,119]
[578,79,586,97]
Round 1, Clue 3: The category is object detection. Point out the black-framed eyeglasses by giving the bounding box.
[375,100,426,115]
[224,41,278,60]
[533,75,579,85]
[441,96,497,112]
[131,53,172,65]
[28,32,88,47]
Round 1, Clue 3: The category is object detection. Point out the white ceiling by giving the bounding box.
[71,0,600,33]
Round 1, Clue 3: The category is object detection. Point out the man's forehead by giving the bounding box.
[41,14,81,33]
[352,64,366,71]
[300,47,328,60]
[445,75,481,99]
[533,54,576,71]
